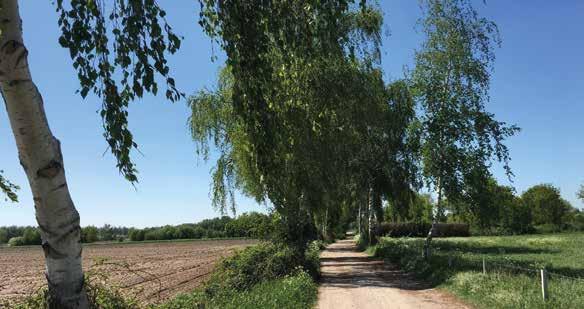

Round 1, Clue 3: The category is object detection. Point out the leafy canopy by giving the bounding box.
[55,0,183,182]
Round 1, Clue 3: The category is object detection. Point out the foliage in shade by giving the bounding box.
[54,0,183,182]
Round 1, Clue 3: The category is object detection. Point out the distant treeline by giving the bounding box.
[0,212,271,246]
[127,212,272,241]
[385,182,584,235]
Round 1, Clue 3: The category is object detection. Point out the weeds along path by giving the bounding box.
[317,238,470,309]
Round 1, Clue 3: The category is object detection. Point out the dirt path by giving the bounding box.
[317,239,471,309]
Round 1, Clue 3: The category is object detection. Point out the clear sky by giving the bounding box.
[1,1,582,227]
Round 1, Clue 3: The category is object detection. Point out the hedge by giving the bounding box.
[375,222,469,238]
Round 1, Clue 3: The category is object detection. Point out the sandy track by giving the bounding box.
[0,239,256,306]
[317,239,471,309]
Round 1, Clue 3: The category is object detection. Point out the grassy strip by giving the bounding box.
[157,240,324,308]
[157,270,317,309]
[370,234,584,308]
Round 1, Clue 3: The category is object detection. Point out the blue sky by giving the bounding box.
[0,1,582,227]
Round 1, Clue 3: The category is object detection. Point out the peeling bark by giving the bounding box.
[0,0,88,308]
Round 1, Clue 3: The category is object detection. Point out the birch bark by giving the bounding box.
[0,1,88,307]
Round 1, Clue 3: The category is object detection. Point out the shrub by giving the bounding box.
[81,226,99,243]
[159,239,324,308]
[205,242,300,294]
[303,241,322,279]
[534,224,562,234]
[375,222,469,238]
[8,236,25,246]
[22,228,42,245]
[128,229,145,241]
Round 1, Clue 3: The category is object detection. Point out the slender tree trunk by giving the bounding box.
[357,200,361,235]
[323,207,328,239]
[367,185,373,245]
[0,1,88,307]
[424,176,441,259]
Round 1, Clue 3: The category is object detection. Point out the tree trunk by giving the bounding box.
[424,176,441,259]
[367,185,373,245]
[323,207,328,239]
[357,200,361,235]
[0,1,88,307]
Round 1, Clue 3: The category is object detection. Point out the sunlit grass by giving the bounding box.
[371,233,584,308]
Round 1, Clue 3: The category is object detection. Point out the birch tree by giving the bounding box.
[1,0,181,307]
[411,0,519,253]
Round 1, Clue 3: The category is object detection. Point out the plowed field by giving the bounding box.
[0,239,256,306]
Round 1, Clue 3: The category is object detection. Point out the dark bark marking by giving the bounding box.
[51,183,67,192]
[37,160,62,178]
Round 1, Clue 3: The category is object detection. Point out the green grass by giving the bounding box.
[157,271,317,309]
[370,233,584,309]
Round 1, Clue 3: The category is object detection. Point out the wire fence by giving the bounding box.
[427,247,584,300]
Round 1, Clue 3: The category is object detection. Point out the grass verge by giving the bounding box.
[157,270,317,309]
[157,240,323,308]
[370,233,584,308]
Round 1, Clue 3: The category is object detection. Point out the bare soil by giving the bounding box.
[317,238,471,309]
[0,239,256,306]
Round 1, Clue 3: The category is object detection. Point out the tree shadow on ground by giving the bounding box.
[320,241,437,290]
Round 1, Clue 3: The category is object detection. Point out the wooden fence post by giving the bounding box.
[482,258,486,275]
[541,268,548,301]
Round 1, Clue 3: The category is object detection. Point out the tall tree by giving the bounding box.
[196,1,385,251]
[411,0,519,252]
[1,0,181,306]
[577,184,584,203]
[522,184,570,227]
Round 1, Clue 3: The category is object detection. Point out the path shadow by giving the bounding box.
[320,240,437,291]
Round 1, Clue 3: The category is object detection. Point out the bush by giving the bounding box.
[81,226,99,243]
[205,242,300,294]
[375,222,469,238]
[8,236,25,246]
[160,239,324,309]
[22,228,42,245]
[128,229,145,241]
[303,241,322,279]
[534,224,562,234]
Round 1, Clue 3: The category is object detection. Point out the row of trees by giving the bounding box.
[383,182,583,235]
[1,213,271,245]
[0,226,41,246]
[1,225,127,245]
[0,0,525,306]
[191,0,519,248]
[127,212,272,241]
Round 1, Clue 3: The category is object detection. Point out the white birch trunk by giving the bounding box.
[0,1,88,307]
[367,186,372,245]
[357,200,361,235]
